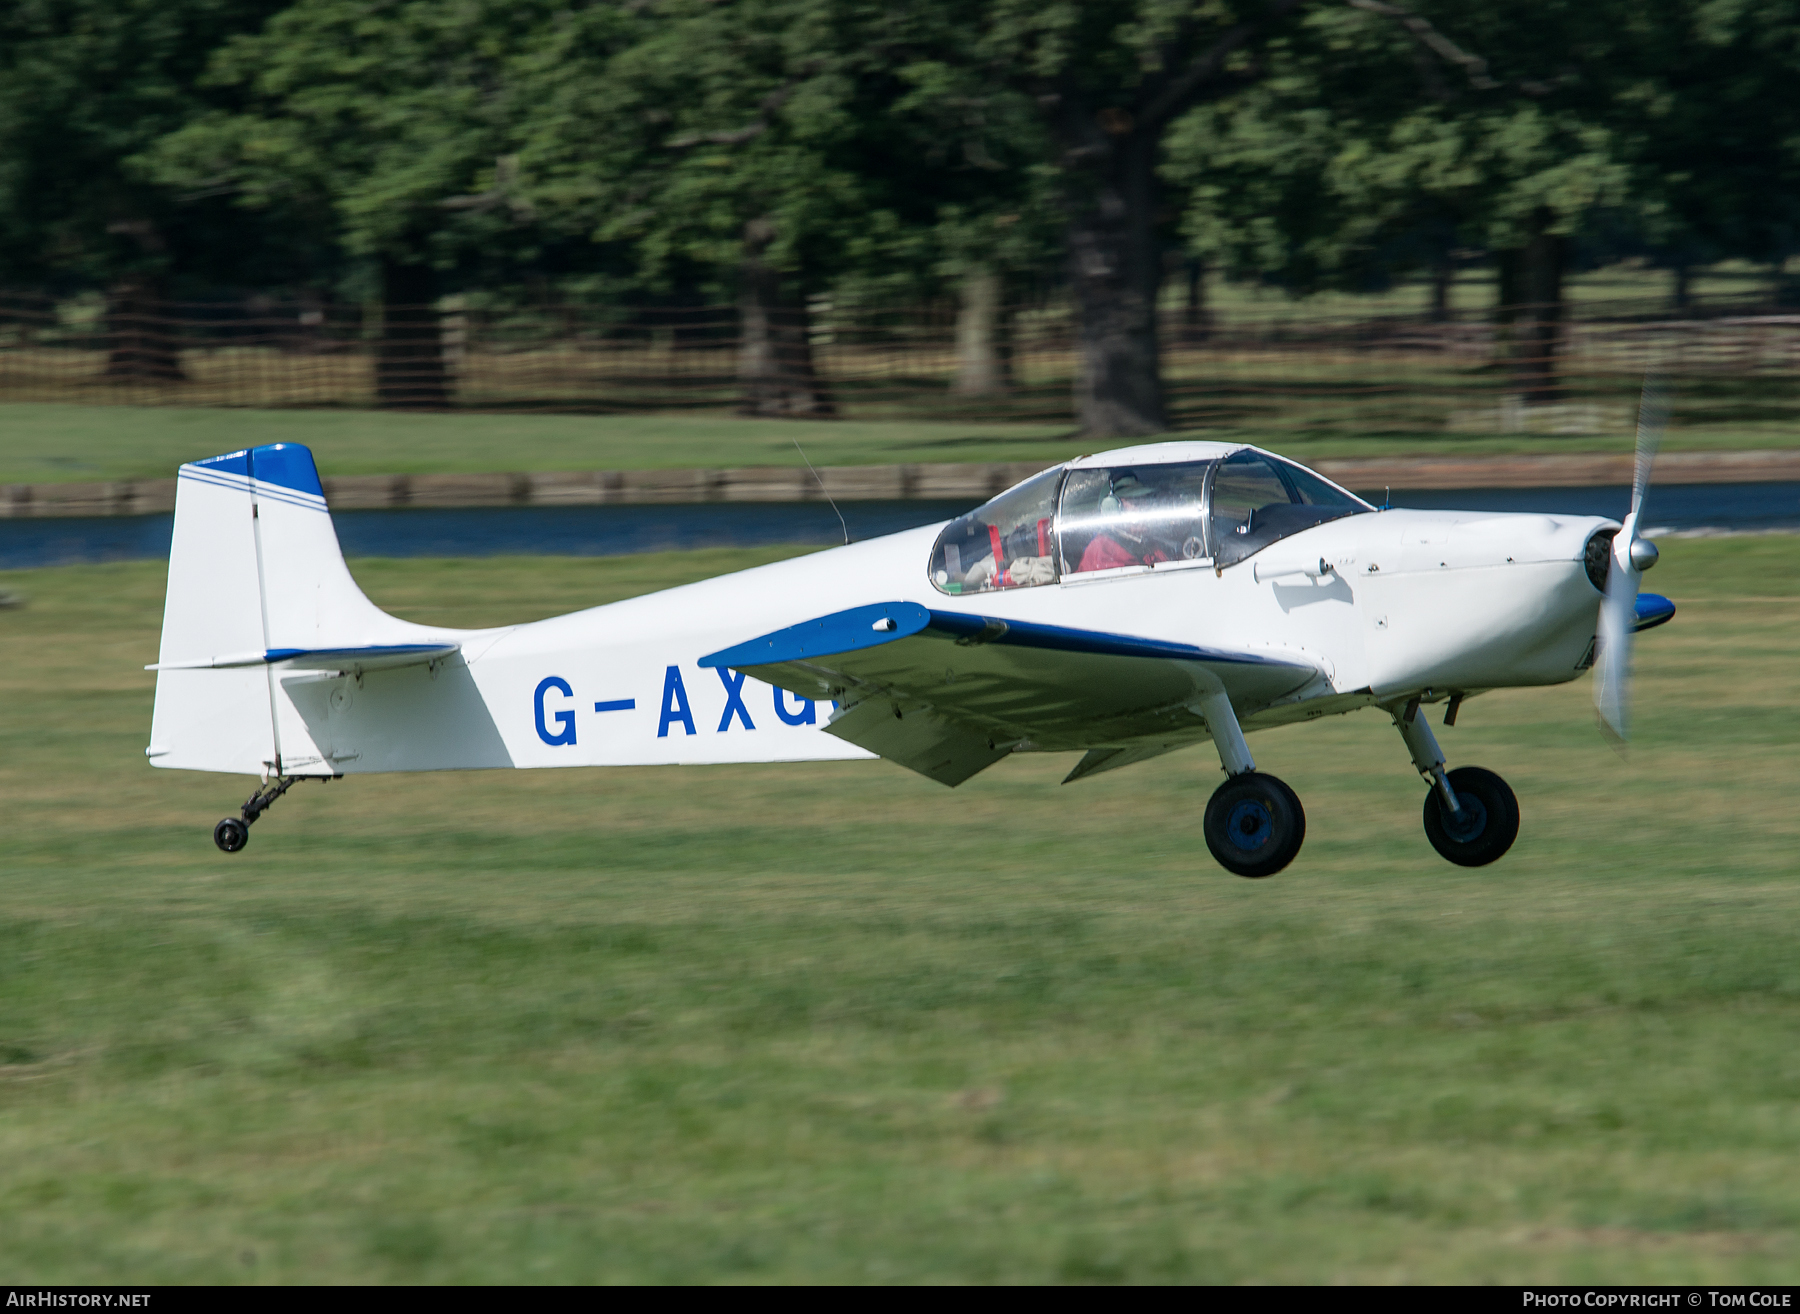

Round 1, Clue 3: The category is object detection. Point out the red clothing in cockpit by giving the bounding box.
[1077,534,1168,572]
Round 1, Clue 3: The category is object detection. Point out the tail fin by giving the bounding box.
[147,444,457,775]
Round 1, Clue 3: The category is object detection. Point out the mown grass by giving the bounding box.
[1174,256,1783,322]
[8,394,1800,490]
[2,538,1798,1282]
[0,406,1084,487]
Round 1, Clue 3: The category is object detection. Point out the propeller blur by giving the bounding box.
[1594,377,1669,743]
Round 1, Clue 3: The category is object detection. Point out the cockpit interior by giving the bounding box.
[929,449,1371,595]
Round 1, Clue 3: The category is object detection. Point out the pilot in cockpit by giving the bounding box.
[1076,471,1207,573]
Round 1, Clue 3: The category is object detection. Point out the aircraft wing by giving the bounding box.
[699,602,1319,787]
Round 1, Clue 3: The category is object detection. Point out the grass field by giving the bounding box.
[1173,257,1786,322]
[7,392,1800,491]
[0,406,1084,487]
[3,538,1799,1283]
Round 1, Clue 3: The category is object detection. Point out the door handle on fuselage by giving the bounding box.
[1253,558,1333,583]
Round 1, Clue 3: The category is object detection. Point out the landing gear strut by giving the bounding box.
[1393,700,1518,867]
[1196,686,1307,878]
[212,774,331,852]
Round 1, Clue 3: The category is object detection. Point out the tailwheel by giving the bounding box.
[1204,772,1306,879]
[210,773,333,852]
[1422,766,1519,867]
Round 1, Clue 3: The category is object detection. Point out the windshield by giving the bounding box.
[929,465,1063,593]
[1209,451,1369,567]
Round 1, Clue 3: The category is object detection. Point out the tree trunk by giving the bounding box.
[1493,246,1520,359]
[1065,131,1166,437]
[376,259,450,408]
[1774,261,1800,308]
[1430,255,1453,323]
[1183,257,1211,343]
[104,279,184,382]
[1495,212,1564,405]
[1672,264,1691,312]
[953,267,1011,395]
[737,227,834,417]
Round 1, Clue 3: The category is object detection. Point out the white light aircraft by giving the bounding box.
[147,409,1673,876]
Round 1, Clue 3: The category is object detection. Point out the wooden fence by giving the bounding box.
[4,291,1800,436]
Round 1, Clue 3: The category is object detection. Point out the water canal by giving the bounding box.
[4,483,1798,571]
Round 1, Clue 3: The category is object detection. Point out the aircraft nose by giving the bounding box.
[1421,513,1604,571]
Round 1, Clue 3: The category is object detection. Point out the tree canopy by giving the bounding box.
[4,0,1799,427]
[0,0,296,291]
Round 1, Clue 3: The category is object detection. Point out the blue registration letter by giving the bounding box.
[773,688,816,725]
[658,665,696,737]
[716,668,756,731]
[534,676,577,746]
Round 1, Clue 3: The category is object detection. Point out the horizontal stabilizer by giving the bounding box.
[149,643,460,673]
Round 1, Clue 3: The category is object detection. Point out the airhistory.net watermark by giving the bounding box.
[6,1296,151,1308]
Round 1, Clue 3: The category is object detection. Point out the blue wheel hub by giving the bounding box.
[1225,799,1274,852]
[1439,792,1488,843]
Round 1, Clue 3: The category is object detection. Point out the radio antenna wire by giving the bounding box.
[794,438,849,545]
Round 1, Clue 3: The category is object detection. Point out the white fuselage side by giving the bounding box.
[174,506,1610,778]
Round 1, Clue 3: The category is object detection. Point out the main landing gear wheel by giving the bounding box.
[1204,772,1306,879]
[1422,766,1519,867]
[213,817,250,852]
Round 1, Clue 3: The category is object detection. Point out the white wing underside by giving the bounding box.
[703,604,1323,786]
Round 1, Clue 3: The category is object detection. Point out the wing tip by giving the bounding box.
[700,602,929,669]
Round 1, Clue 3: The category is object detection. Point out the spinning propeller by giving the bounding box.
[1593,378,1667,742]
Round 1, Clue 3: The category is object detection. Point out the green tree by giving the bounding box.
[899,0,1512,433]
[524,0,870,414]
[516,0,1060,415]
[148,0,613,404]
[879,60,1062,398]
[1165,2,1629,402]
[0,0,293,376]
[1609,0,1800,307]
[937,0,1335,435]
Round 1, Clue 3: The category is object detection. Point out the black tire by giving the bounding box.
[1204,772,1306,879]
[1422,766,1519,867]
[214,817,250,853]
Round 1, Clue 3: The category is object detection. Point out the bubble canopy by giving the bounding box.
[928,447,1372,594]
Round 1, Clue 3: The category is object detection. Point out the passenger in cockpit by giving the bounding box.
[1077,472,1156,571]
[1076,473,1204,572]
